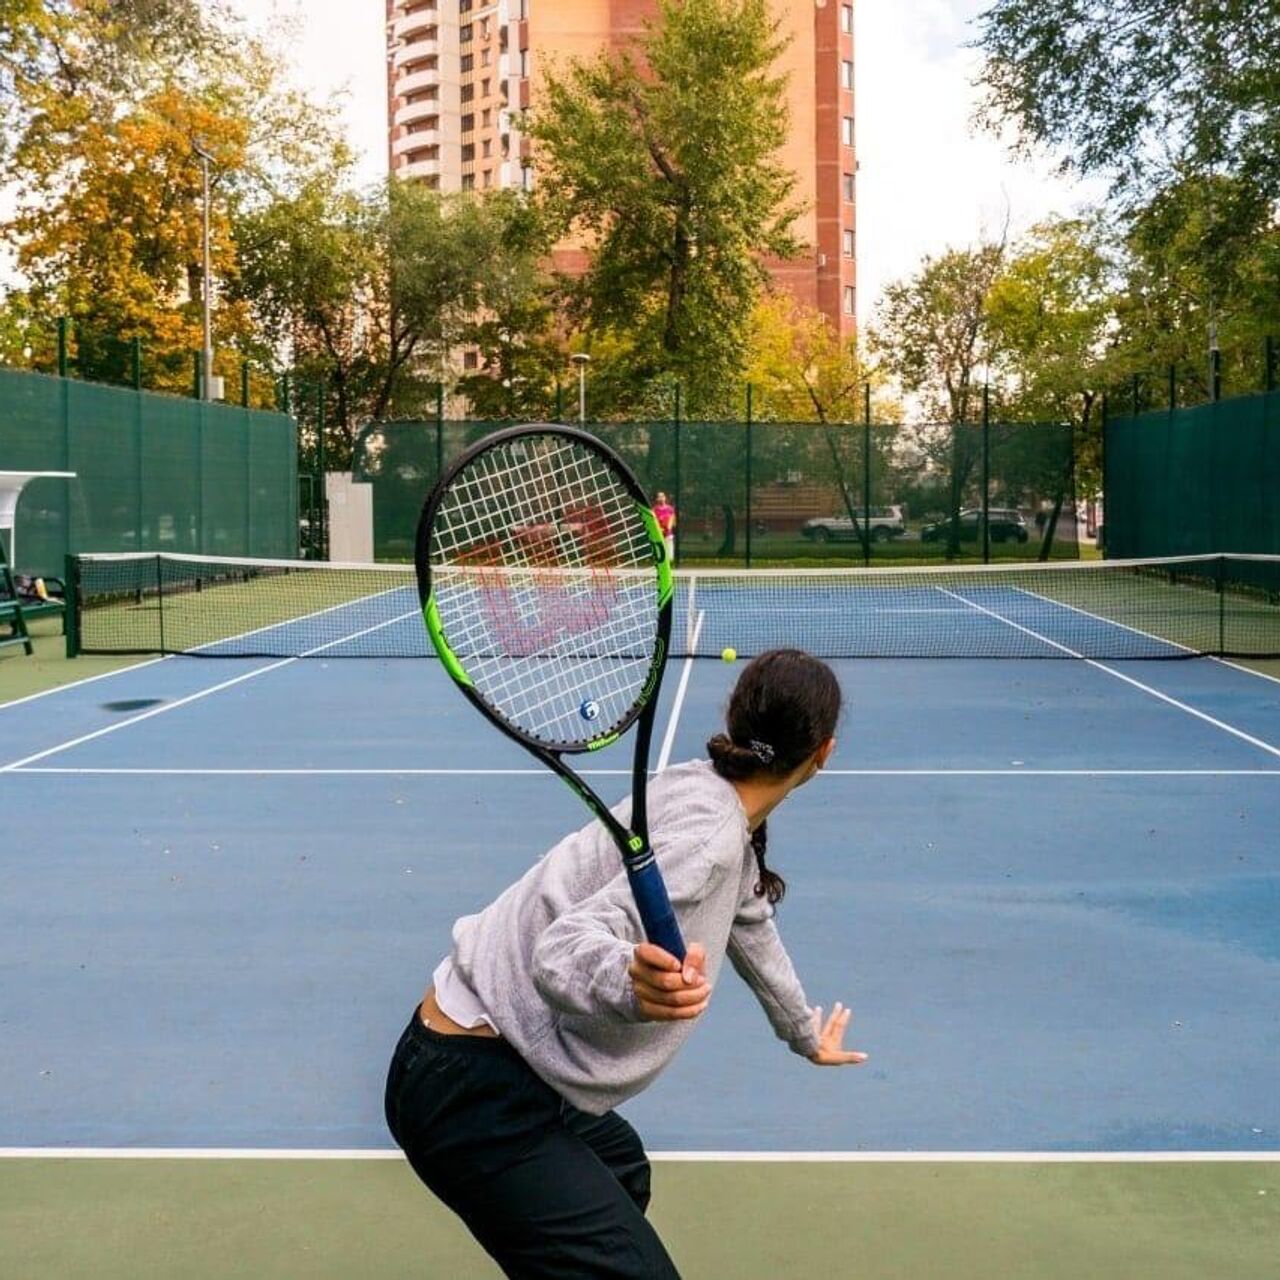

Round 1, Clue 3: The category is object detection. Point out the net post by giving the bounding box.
[981,382,991,564]
[672,381,682,567]
[64,554,81,658]
[156,554,165,655]
[1217,554,1226,656]
[862,383,872,566]
[744,385,755,568]
[685,572,697,653]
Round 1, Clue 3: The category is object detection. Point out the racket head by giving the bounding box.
[416,425,673,754]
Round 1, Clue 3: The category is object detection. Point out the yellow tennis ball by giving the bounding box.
[721,647,737,663]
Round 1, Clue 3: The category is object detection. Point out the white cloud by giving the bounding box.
[854,0,1104,325]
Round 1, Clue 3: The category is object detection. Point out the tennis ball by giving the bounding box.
[721,647,737,663]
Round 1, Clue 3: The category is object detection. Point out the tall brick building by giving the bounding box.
[385,0,856,336]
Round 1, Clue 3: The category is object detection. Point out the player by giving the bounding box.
[652,490,677,565]
[385,649,867,1278]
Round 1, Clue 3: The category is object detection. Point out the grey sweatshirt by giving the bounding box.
[448,758,822,1114]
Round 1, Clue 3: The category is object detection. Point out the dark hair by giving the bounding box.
[707,649,842,906]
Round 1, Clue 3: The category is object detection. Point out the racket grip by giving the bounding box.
[626,859,686,962]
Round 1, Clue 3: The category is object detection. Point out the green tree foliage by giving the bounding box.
[975,0,1280,204]
[529,0,800,414]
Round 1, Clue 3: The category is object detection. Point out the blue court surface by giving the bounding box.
[2,611,1279,1158]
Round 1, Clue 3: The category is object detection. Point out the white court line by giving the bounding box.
[0,1148,1274,1163]
[0,581,417,713]
[937,587,1280,761]
[657,609,705,772]
[1010,583,1280,690]
[0,608,421,772]
[0,655,171,712]
[10,767,630,776]
[9,764,1280,778]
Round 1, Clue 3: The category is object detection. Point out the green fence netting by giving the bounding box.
[1105,390,1280,560]
[1,367,298,578]
[352,418,1081,565]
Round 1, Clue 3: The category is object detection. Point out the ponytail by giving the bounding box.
[706,650,842,911]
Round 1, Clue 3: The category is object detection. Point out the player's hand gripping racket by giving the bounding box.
[415,424,685,960]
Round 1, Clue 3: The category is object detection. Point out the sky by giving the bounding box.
[4,1,1102,321]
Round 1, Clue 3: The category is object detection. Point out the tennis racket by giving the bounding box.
[415,424,685,960]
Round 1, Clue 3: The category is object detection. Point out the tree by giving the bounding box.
[1,2,343,394]
[529,0,801,414]
[235,180,536,465]
[975,1,1280,206]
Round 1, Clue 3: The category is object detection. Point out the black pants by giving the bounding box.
[385,1008,682,1279]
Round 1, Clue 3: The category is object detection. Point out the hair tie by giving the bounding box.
[748,739,775,765]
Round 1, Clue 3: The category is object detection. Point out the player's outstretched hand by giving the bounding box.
[630,942,710,1021]
[807,1002,868,1065]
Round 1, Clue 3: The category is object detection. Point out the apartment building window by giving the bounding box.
[482,78,491,97]
[463,350,479,370]
[843,286,855,315]
[462,142,475,162]
[483,169,493,188]
[482,108,491,127]
[461,113,474,133]
[481,18,490,38]
[461,53,473,72]
[482,138,492,157]
[460,0,473,11]
[461,83,474,103]
[842,172,854,201]
[462,173,475,191]
[841,5,852,34]
[481,47,490,66]
[843,229,854,257]
[519,50,529,77]
[841,60,853,90]
[521,165,533,191]
[842,116,854,146]
[460,23,472,42]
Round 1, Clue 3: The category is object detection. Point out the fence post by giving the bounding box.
[554,382,563,424]
[1210,348,1222,402]
[435,381,445,481]
[57,317,68,377]
[315,380,327,559]
[1167,364,1176,411]
[1266,337,1276,394]
[131,337,142,390]
[241,360,250,408]
[981,382,991,564]
[1100,392,1108,558]
[1130,373,1141,417]
[745,384,754,568]
[672,381,682,567]
[193,350,202,400]
[280,371,291,415]
[865,378,875,560]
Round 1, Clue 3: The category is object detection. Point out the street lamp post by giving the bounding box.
[193,142,217,401]
[570,352,590,424]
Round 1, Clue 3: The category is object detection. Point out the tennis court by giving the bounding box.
[3,558,1279,1277]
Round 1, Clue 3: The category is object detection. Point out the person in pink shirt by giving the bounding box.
[652,491,676,564]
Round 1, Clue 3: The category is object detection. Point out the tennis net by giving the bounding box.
[66,552,1280,661]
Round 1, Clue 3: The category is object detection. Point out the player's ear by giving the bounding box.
[815,738,836,769]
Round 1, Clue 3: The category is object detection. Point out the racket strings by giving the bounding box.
[430,435,659,744]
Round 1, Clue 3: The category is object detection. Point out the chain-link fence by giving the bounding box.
[353,416,1083,566]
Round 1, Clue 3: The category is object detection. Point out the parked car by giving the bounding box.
[920,508,1028,543]
[801,505,906,543]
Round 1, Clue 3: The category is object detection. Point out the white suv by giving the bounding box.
[801,505,906,544]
